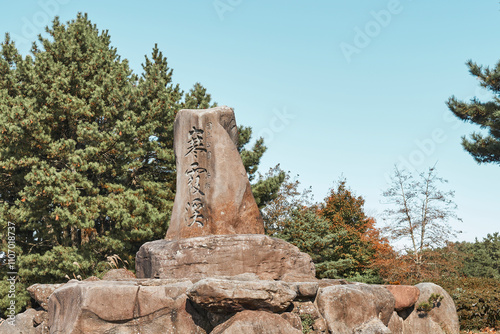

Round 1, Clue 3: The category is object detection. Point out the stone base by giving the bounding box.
[135,234,316,281]
[8,276,460,334]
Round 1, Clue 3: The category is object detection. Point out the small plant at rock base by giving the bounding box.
[300,313,314,333]
[417,293,444,313]
[417,301,433,313]
[429,293,444,306]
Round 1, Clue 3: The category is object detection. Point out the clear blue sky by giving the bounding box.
[2,0,499,244]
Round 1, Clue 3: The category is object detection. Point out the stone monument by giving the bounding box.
[3,106,460,334]
[136,106,316,281]
[166,106,264,239]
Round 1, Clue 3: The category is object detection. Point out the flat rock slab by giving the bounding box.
[48,279,209,334]
[136,234,316,281]
[315,283,395,333]
[211,310,302,334]
[166,106,264,240]
[384,285,420,311]
[187,278,297,313]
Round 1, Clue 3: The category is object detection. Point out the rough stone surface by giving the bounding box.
[291,300,322,319]
[387,311,404,334]
[400,282,460,334]
[211,310,302,334]
[384,284,420,311]
[166,106,264,240]
[27,284,62,311]
[280,312,303,331]
[287,281,319,299]
[101,268,136,280]
[187,278,296,313]
[48,280,209,334]
[136,234,316,281]
[0,308,45,334]
[315,283,395,333]
[354,318,392,333]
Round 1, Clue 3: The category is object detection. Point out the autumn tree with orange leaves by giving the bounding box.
[275,178,392,282]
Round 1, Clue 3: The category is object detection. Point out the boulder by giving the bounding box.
[136,234,316,281]
[27,283,62,311]
[384,284,420,311]
[398,282,460,334]
[211,310,302,334]
[315,283,395,333]
[387,311,404,334]
[48,279,209,334]
[166,106,264,240]
[0,308,45,334]
[281,312,303,331]
[101,268,136,280]
[286,281,319,299]
[187,277,296,313]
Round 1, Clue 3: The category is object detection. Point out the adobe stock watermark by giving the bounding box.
[339,0,409,63]
[384,86,490,183]
[213,0,242,21]
[9,0,70,51]
[5,222,17,326]
[257,107,295,144]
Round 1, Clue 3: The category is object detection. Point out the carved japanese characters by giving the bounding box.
[165,106,264,240]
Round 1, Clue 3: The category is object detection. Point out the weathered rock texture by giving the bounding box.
[47,279,209,334]
[136,234,316,281]
[27,283,62,311]
[101,268,136,280]
[187,278,296,313]
[315,283,395,333]
[0,308,46,334]
[166,106,264,240]
[211,310,302,334]
[384,284,420,311]
[388,282,460,334]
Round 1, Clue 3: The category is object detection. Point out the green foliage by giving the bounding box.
[300,313,314,333]
[0,13,281,318]
[456,233,500,280]
[276,180,385,280]
[237,126,285,208]
[436,277,500,330]
[447,59,500,164]
[417,293,444,313]
[183,82,216,109]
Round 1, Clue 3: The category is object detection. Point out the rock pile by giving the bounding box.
[1,270,459,333]
[0,107,460,333]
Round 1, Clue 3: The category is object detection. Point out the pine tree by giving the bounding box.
[447,59,500,164]
[0,14,176,313]
[0,13,284,315]
[183,82,216,109]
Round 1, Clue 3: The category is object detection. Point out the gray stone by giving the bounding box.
[211,310,302,334]
[315,283,395,333]
[27,284,62,311]
[280,312,303,331]
[101,268,135,280]
[166,106,264,240]
[187,277,296,313]
[286,281,319,299]
[48,280,208,334]
[0,308,44,334]
[400,282,460,334]
[136,234,316,281]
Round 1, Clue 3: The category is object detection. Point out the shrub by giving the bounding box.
[435,276,500,330]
